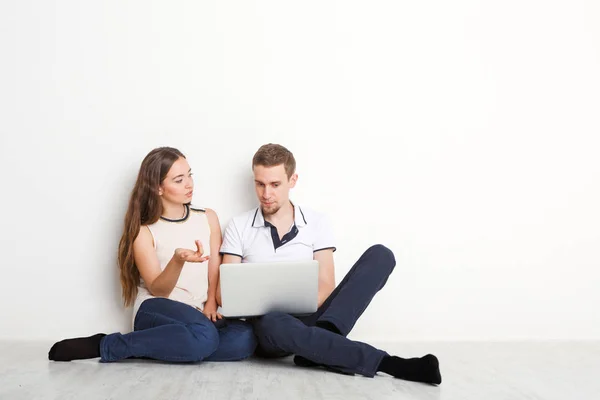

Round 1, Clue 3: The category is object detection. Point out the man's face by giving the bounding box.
[253,164,297,216]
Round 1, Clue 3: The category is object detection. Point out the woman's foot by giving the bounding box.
[48,333,106,361]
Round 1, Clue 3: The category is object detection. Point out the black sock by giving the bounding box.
[48,333,106,362]
[293,355,317,367]
[378,354,442,385]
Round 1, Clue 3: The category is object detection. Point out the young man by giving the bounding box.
[219,143,441,384]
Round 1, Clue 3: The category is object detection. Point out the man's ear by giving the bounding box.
[289,173,298,188]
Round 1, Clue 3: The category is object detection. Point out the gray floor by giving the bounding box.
[1,341,599,400]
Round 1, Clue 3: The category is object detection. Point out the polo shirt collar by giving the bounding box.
[252,201,307,228]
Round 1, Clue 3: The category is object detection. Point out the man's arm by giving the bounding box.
[222,254,242,264]
[314,249,335,307]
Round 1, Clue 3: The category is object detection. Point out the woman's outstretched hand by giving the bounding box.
[174,240,210,263]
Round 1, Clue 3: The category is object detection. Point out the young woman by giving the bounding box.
[49,147,257,362]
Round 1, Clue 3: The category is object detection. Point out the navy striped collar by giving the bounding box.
[251,201,307,228]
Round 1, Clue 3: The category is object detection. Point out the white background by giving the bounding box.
[1,1,599,341]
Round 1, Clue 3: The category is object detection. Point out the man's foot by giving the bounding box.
[293,355,318,367]
[48,333,106,361]
[377,354,442,385]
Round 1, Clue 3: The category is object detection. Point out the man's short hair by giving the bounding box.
[252,143,296,179]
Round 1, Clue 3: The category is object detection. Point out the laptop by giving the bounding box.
[218,260,319,318]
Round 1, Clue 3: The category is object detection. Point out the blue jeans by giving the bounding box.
[100,298,257,362]
[252,244,396,377]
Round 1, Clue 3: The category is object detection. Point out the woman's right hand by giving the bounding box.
[174,240,210,263]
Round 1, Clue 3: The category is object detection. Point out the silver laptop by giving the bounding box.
[218,260,319,318]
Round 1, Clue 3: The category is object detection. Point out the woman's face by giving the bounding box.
[159,157,194,205]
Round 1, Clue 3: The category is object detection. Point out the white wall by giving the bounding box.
[1,0,599,341]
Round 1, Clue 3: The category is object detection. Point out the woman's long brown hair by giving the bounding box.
[117,147,185,306]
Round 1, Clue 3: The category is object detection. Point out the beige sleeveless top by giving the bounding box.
[132,204,211,325]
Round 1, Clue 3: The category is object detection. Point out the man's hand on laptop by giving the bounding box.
[174,240,210,263]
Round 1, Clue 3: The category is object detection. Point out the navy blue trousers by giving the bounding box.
[101,298,257,362]
[252,244,396,377]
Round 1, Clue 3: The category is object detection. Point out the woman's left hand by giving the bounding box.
[203,299,222,322]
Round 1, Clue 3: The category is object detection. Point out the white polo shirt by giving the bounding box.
[220,203,336,263]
